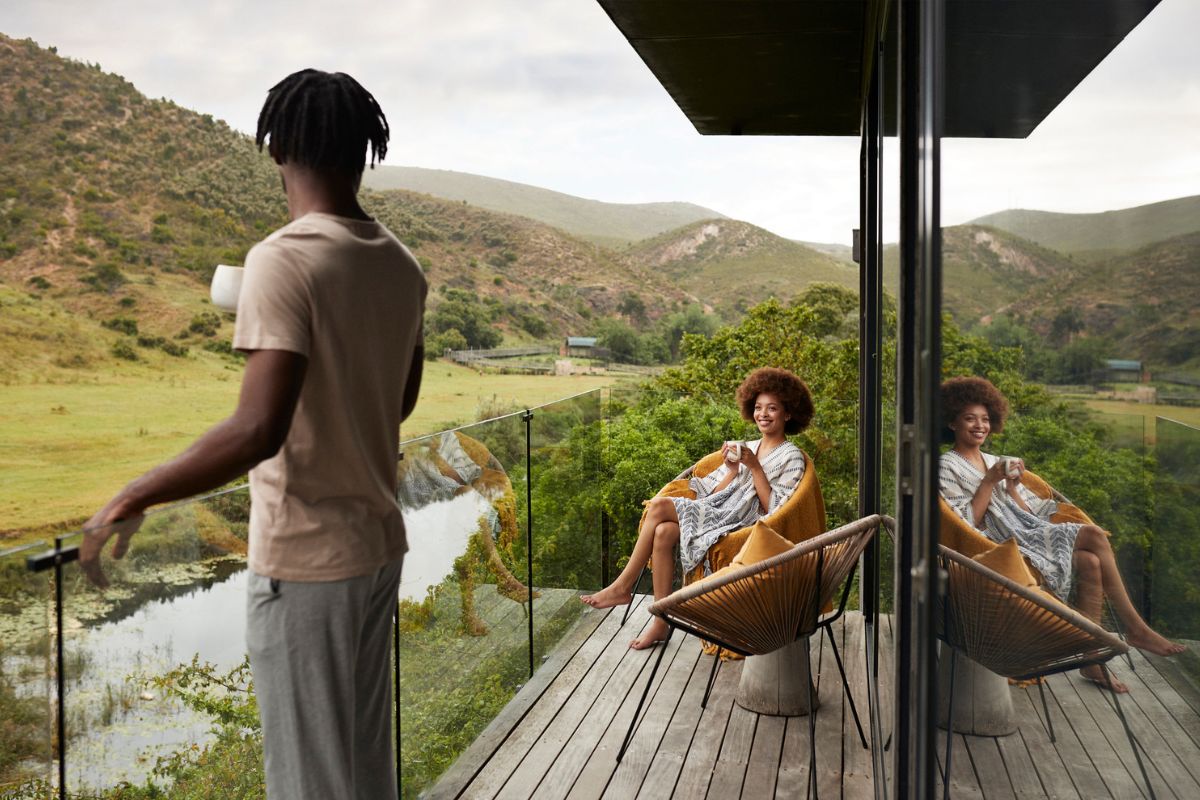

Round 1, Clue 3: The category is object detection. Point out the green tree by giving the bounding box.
[426,287,503,350]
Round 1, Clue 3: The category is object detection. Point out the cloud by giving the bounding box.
[2,0,1197,243]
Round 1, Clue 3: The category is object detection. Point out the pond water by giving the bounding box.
[44,491,490,792]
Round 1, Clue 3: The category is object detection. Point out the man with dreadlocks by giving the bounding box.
[80,69,425,800]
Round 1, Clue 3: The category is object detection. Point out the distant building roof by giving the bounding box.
[1104,359,1142,371]
[566,337,598,347]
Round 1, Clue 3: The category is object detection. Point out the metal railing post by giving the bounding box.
[524,409,535,678]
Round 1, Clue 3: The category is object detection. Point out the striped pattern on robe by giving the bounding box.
[939,449,1081,598]
[673,439,806,575]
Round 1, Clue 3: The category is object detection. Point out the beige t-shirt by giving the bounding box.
[233,212,426,581]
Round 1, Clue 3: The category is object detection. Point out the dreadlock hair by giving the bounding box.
[255,69,389,175]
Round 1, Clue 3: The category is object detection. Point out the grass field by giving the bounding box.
[0,357,620,541]
[1074,398,1200,447]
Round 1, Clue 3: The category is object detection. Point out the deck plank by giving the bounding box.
[669,659,741,799]
[500,604,669,800]
[810,628,845,799]
[428,611,1200,800]
[1104,655,1200,796]
[1128,650,1200,756]
[773,716,812,799]
[431,601,613,800]
[558,634,693,800]
[840,613,875,800]
[631,649,722,800]
[1060,664,1177,800]
[740,714,785,799]
[463,600,651,799]
[601,635,704,800]
[1000,688,1079,799]
[1046,671,1145,798]
[935,728,985,799]
[963,736,1016,800]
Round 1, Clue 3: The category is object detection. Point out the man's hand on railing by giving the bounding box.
[80,501,145,589]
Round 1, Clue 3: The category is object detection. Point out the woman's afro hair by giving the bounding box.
[736,367,814,435]
[941,376,1009,435]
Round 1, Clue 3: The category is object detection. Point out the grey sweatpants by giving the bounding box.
[246,559,404,800]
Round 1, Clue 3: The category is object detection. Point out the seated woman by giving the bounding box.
[581,367,813,650]
[939,376,1184,692]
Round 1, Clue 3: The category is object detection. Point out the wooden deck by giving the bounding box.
[425,596,1200,799]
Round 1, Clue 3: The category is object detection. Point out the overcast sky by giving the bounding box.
[3,0,1198,243]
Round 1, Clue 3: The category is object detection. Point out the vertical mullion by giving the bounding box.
[895,0,943,797]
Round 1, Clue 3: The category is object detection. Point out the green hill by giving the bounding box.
[969,195,1200,260]
[940,224,1079,323]
[0,33,700,382]
[623,219,859,314]
[1014,230,1200,368]
[361,166,724,248]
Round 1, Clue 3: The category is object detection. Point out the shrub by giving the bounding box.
[83,262,126,293]
[27,275,51,290]
[103,316,139,336]
[111,339,138,361]
[188,311,222,337]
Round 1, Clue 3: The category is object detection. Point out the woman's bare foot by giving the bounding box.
[1126,627,1187,657]
[630,617,669,650]
[580,584,632,609]
[1080,664,1129,693]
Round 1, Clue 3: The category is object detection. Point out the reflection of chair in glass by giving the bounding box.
[933,541,1152,799]
[617,516,883,800]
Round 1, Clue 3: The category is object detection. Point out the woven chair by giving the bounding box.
[617,515,885,800]
[618,449,868,745]
[621,447,826,628]
[935,545,1150,799]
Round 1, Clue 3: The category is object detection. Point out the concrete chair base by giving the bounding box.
[736,637,819,716]
[937,644,1017,736]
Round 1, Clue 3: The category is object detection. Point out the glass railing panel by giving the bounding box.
[395,412,530,798]
[528,390,602,665]
[0,541,54,798]
[56,487,255,797]
[1152,417,1200,649]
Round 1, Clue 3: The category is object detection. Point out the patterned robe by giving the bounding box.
[673,440,806,575]
[939,449,1081,598]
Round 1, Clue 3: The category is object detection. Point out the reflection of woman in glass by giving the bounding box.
[939,376,1184,692]
[581,367,812,650]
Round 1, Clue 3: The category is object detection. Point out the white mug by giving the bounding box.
[1000,456,1023,480]
[726,441,742,461]
[210,264,244,312]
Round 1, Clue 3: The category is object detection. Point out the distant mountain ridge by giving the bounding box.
[969,195,1200,259]
[362,166,726,249]
[626,219,859,314]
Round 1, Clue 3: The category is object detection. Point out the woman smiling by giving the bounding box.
[939,376,1184,692]
[581,367,812,650]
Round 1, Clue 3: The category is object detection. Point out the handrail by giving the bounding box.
[398,387,603,447]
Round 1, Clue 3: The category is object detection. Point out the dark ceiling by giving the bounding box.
[596,0,1162,138]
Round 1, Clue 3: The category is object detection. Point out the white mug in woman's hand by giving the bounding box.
[210,264,244,312]
[1000,456,1023,480]
[725,441,742,461]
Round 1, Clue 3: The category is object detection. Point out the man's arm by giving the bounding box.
[80,349,307,586]
[401,344,423,422]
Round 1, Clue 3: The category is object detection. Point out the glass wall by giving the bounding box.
[393,389,609,797]
[394,411,530,798]
[0,541,53,798]
[1152,418,1200,643]
[57,489,256,797]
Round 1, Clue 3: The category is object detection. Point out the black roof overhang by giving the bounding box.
[596,0,1162,138]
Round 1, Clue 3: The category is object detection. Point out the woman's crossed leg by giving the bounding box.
[581,496,679,649]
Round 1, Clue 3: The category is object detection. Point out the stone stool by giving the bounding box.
[735,637,819,716]
[937,643,1016,736]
